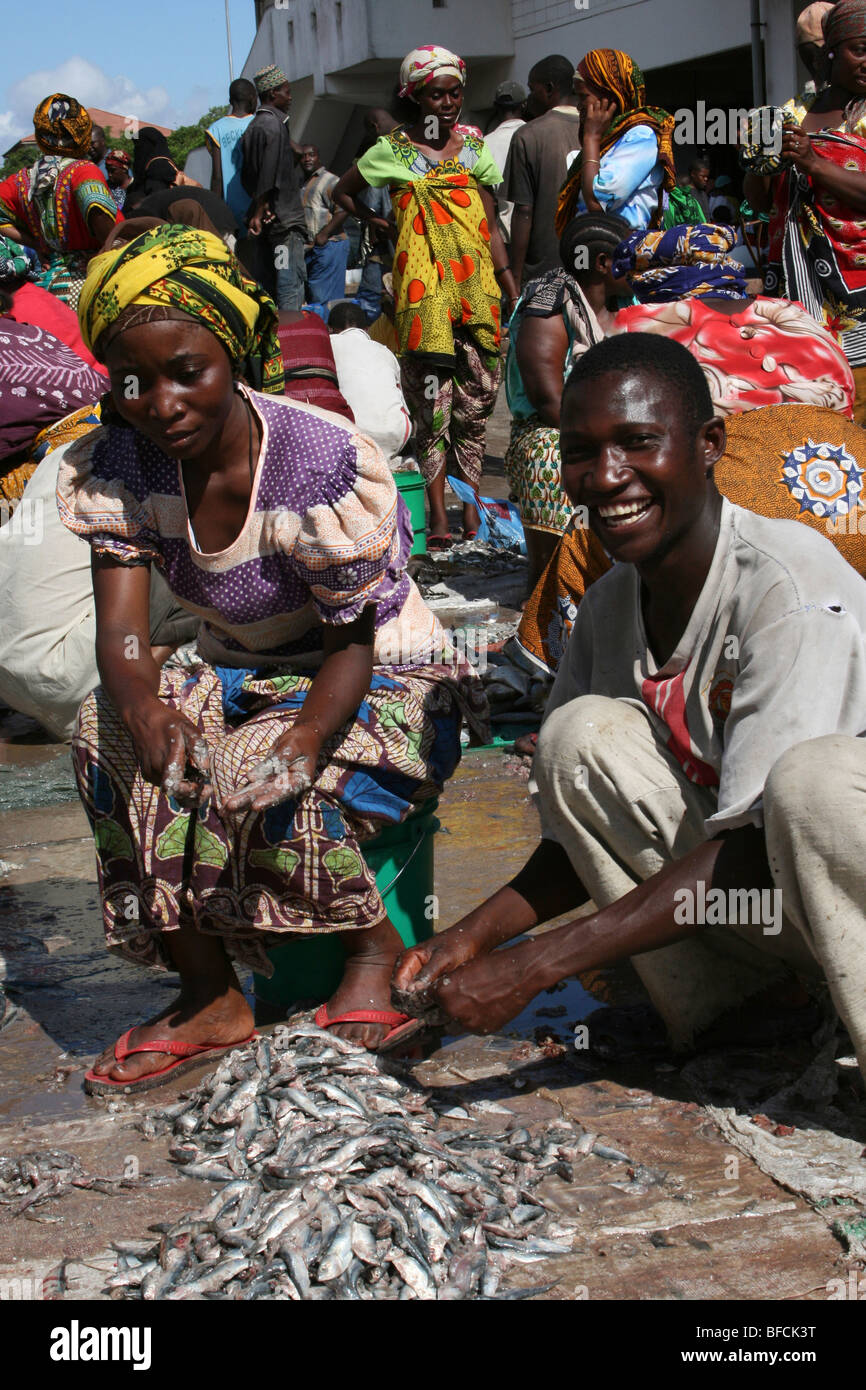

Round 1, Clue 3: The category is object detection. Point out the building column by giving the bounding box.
[762,0,800,106]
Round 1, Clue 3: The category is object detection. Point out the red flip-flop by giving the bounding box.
[462,529,479,542]
[427,533,454,551]
[83,1028,258,1096]
[314,1004,425,1053]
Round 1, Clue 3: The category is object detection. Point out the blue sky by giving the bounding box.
[0,0,258,150]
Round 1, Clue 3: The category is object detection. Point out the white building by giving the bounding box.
[242,0,806,175]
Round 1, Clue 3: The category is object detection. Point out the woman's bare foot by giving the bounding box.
[89,980,254,1086]
[323,917,406,1049]
[427,506,452,539]
[89,921,253,1085]
[462,499,481,537]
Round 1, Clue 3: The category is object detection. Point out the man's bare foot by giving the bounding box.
[323,917,406,1049]
[512,732,538,759]
[89,984,254,1086]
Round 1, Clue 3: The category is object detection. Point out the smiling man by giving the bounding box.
[394,334,866,1073]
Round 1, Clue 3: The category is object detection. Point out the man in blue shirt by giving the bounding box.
[206,78,257,232]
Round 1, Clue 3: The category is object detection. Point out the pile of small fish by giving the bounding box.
[113,1019,583,1300]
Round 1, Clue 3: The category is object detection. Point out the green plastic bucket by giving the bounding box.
[395,470,427,556]
[253,800,439,1011]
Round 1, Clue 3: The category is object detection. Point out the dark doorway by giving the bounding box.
[645,44,755,189]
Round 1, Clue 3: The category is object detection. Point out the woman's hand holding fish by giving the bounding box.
[222,724,320,814]
[127,700,212,808]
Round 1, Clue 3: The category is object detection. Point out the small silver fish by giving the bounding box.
[389,1250,437,1300]
[317,1216,356,1282]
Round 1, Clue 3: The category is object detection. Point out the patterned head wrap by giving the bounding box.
[254,64,288,95]
[33,93,92,158]
[398,46,466,100]
[612,223,748,303]
[104,148,130,170]
[824,0,866,49]
[579,48,646,114]
[78,223,284,393]
[555,50,676,236]
[796,2,834,46]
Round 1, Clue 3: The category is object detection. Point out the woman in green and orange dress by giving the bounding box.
[333,46,518,546]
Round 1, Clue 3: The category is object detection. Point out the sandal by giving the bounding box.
[427,533,454,551]
[462,529,479,542]
[314,1003,426,1053]
[83,1028,258,1096]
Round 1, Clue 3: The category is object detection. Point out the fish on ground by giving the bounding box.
[108,1017,588,1301]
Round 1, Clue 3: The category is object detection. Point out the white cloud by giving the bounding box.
[1,55,205,152]
[0,110,23,147]
[178,85,219,128]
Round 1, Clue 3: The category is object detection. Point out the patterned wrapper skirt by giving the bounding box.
[73,659,489,975]
[504,416,574,536]
[0,405,101,508]
[400,328,502,489]
[513,517,612,676]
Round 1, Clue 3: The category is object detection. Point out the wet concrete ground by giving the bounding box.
[0,389,858,1300]
[0,747,853,1301]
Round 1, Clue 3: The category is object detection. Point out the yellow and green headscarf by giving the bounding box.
[78,223,285,394]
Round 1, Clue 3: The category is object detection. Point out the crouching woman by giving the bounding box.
[57,225,486,1092]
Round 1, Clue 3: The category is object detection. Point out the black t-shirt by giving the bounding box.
[504,108,583,283]
[241,106,306,237]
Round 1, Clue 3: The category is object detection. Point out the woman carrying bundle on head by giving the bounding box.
[332,45,519,548]
[56,224,487,1093]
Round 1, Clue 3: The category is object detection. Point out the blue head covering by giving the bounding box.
[612,223,748,303]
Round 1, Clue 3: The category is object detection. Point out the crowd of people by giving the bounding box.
[1,10,866,1097]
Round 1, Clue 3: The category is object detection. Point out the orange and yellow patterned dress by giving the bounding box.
[356,130,502,366]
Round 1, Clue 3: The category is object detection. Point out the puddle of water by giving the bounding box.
[442,960,604,1048]
[0,759,78,813]
[0,1063,90,1125]
[503,973,601,1040]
